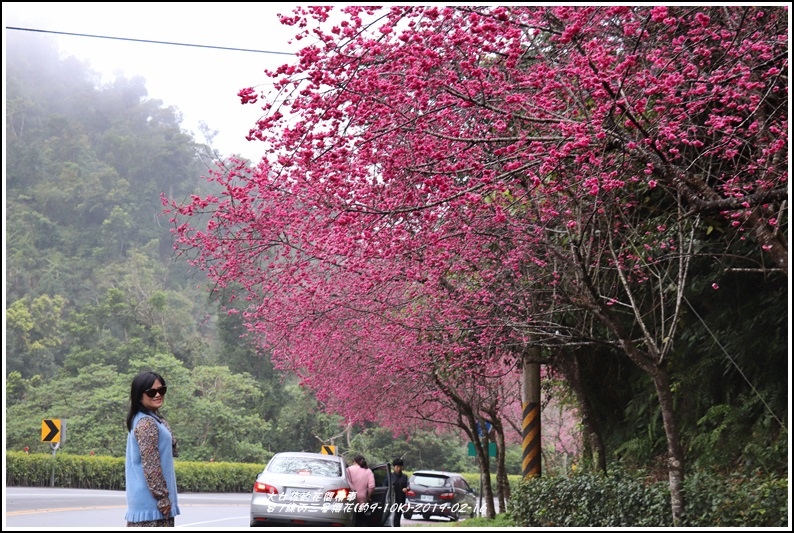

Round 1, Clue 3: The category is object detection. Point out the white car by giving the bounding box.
[250,451,394,527]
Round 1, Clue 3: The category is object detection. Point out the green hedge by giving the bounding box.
[6,452,263,493]
[459,472,522,495]
[507,469,788,527]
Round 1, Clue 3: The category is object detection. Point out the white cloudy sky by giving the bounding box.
[3,2,313,161]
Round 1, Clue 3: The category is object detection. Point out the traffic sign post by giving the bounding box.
[42,419,65,487]
[467,441,496,517]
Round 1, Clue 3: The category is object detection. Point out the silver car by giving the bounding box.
[250,451,395,527]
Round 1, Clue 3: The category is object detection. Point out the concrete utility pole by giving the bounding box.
[521,346,541,480]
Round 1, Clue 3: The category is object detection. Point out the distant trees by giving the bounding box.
[6,295,67,378]
[4,31,480,468]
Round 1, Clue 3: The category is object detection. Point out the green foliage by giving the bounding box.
[174,460,265,493]
[6,452,62,487]
[176,365,271,463]
[5,355,266,461]
[51,452,127,490]
[502,444,525,475]
[452,513,515,527]
[5,31,206,312]
[6,452,126,489]
[683,469,790,527]
[458,473,521,496]
[6,452,265,493]
[5,295,67,378]
[349,426,473,472]
[508,469,671,527]
[507,468,788,527]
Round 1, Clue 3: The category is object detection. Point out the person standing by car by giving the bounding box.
[347,454,375,526]
[389,458,410,527]
[125,371,180,527]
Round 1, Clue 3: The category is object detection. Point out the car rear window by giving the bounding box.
[267,456,342,477]
[411,474,451,487]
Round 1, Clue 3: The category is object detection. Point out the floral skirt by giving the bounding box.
[127,517,174,527]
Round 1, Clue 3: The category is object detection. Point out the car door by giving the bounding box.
[367,463,394,526]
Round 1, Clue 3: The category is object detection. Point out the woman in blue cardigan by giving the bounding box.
[125,371,180,527]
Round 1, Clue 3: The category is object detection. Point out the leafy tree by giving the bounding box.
[5,295,67,378]
[176,365,271,462]
[266,380,347,455]
[349,426,471,473]
[7,355,276,462]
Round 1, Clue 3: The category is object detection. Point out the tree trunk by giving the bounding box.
[588,302,687,525]
[473,438,496,519]
[649,364,686,526]
[490,417,510,509]
[556,349,607,473]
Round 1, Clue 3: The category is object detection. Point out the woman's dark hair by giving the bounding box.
[126,371,166,431]
[354,454,368,469]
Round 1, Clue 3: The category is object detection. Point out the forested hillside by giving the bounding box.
[3,32,474,469]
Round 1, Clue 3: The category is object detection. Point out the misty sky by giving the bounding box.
[3,2,309,161]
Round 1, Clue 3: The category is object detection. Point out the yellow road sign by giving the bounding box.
[321,445,336,455]
[42,419,61,443]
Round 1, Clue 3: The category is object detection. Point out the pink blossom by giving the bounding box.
[237,87,258,105]
[694,12,711,27]
[166,5,788,442]
[651,6,668,22]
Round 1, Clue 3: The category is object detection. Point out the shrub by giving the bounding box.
[506,468,788,527]
[6,451,262,493]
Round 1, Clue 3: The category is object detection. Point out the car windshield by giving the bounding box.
[267,456,342,477]
[412,475,450,488]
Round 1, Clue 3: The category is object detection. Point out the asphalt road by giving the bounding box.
[4,487,487,529]
[4,487,250,529]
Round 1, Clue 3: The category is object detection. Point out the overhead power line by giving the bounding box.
[6,26,294,56]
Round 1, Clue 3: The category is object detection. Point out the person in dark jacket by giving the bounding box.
[389,458,410,526]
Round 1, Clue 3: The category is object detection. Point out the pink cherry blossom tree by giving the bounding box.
[167,6,787,525]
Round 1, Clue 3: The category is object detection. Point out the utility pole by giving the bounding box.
[521,345,541,480]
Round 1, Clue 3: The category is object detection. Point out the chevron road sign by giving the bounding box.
[41,419,61,443]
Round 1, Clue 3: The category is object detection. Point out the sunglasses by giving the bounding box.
[143,386,167,398]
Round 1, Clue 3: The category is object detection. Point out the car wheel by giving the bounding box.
[450,511,460,522]
[422,512,432,521]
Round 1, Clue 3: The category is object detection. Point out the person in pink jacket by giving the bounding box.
[347,454,376,526]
